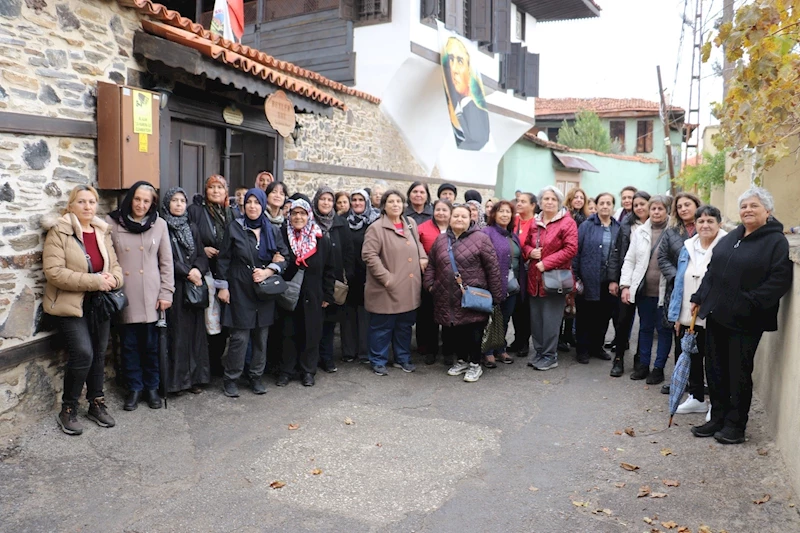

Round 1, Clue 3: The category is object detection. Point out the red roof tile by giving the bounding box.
[118,0,381,108]
[535,98,683,118]
[523,132,661,164]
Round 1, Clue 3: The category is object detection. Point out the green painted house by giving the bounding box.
[496,98,686,202]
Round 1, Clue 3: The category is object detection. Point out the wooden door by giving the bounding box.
[168,120,223,198]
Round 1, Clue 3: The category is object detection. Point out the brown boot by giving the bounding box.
[87,397,116,428]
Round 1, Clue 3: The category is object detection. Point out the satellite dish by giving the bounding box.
[536,131,549,141]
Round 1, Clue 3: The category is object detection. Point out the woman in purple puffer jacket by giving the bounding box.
[424,204,503,383]
[481,200,522,367]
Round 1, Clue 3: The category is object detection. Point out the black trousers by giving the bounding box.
[280,306,323,376]
[509,292,530,352]
[705,317,763,430]
[677,325,706,400]
[614,300,637,360]
[416,289,439,355]
[442,321,487,364]
[59,314,110,408]
[207,329,228,377]
[576,282,616,357]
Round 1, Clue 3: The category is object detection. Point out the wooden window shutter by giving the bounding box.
[645,120,654,152]
[491,0,511,54]
[421,0,438,18]
[339,0,357,21]
[470,0,491,44]
[523,51,539,97]
[502,42,524,93]
[445,0,459,30]
[379,0,390,16]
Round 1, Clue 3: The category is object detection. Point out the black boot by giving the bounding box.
[123,390,141,411]
[143,389,163,409]
[610,356,624,377]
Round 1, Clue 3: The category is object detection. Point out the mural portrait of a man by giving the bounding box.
[441,36,491,151]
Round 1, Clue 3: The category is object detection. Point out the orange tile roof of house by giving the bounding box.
[118,0,381,109]
[535,98,684,118]
[523,132,661,164]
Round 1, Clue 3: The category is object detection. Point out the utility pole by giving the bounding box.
[657,65,677,195]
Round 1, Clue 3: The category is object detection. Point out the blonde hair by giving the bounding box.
[63,185,99,215]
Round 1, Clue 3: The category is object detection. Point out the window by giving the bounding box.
[636,120,654,153]
[547,127,560,142]
[515,8,526,41]
[358,0,390,21]
[610,120,626,152]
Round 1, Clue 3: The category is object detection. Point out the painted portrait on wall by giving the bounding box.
[438,24,492,152]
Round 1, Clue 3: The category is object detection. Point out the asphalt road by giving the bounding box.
[2,338,799,533]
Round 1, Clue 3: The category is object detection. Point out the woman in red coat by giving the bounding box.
[522,186,578,371]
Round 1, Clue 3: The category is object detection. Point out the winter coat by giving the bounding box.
[658,225,693,316]
[42,213,124,318]
[607,212,641,283]
[482,224,522,297]
[522,208,578,298]
[667,230,727,328]
[573,214,620,301]
[424,225,503,327]
[346,223,368,306]
[619,219,666,305]
[187,201,235,278]
[404,204,433,226]
[691,219,793,333]
[362,214,427,315]
[417,219,445,255]
[107,216,174,324]
[323,214,354,323]
[166,222,210,392]
[282,226,336,339]
[216,218,289,330]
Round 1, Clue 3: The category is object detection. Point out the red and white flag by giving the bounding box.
[210,0,244,42]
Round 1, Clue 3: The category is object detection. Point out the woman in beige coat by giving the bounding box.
[43,185,123,435]
[362,190,427,376]
[107,181,174,411]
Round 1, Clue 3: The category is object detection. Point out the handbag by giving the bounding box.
[184,278,209,308]
[505,236,520,296]
[73,235,127,315]
[536,228,574,295]
[447,237,493,314]
[278,268,305,311]
[204,272,222,335]
[333,275,349,306]
[248,239,287,301]
[481,305,506,353]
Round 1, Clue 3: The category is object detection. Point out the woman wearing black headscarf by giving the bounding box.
[187,175,235,377]
[162,188,210,395]
[216,188,288,398]
[107,181,174,411]
[313,186,354,373]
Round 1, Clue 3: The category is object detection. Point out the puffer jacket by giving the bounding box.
[573,214,620,301]
[619,219,667,305]
[42,213,124,318]
[607,212,642,283]
[482,224,521,297]
[424,225,503,326]
[522,208,578,298]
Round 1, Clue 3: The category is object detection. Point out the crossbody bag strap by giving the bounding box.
[72,234,93,274]
[446,237,464,290]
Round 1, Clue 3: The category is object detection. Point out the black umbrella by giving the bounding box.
[156,310,168,409]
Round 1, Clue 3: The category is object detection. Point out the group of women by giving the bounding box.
[44,177,791,445]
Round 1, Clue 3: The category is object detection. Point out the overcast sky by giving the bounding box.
[529,0,727,149]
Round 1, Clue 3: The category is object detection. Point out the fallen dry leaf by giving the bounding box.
[311,468,322,475]
[757,448,768,456]
[789,503,796,508]
[638,485,652,498]
[651,529,661,533]
[602,447,610,452]
[571,500,590,507]
[620,462,640,471]
[650,492,668,498]
[624,427,636,437]
[698,526,712,533]
[753,494,771,504]
[376,442,382,447]
[660,448,673,457]
[269,481,286,489]
[663,479,680,487]
[542,379,551,384]
[344,417,354,425]
[614,430,623,435]
[662,520,678,529]
[288,423,299,430]
[591,508,613,516]
[643,517,654,524]
[529,486,539,492]
[678,527,691,533]
[614,482,626,488]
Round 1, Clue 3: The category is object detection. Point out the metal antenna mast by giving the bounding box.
[684,0,703,168]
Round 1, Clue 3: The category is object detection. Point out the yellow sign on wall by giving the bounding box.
[138,133,148,152]
[132,90,153,135]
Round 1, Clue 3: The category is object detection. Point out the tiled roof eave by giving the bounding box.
[522,133,661,164]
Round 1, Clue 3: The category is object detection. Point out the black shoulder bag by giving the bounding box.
[247,229,287,301]
[73,235,128,315]
[170,236,209,309]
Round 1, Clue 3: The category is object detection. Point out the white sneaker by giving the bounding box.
[464,363,483,382]
[447,360,470,376]
[706,405,712,422]
[676,395,708,414]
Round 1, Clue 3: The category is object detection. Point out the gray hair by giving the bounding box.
[538,186,564,210]
[738,186,774,212]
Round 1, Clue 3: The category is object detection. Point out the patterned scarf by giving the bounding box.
[346,189,381,231]
[288,199,322,267]
[162,187,195,256]
[467,200,486,229]
[312,185,335,234]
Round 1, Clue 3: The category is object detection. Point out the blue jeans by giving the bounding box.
[368,310,416,368]
[486,294,516,356]
[320,321,337,365]
[120,323,159,391]
[636,297,672,369]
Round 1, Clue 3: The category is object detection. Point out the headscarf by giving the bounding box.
[204,175,232,248]
[312,185,336,234]
[287,199,322,267]
[242,188,276,262]
[162,187,194,256]
[109,180,159,234]
[346,189,380,231]
[466,200,486,229]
